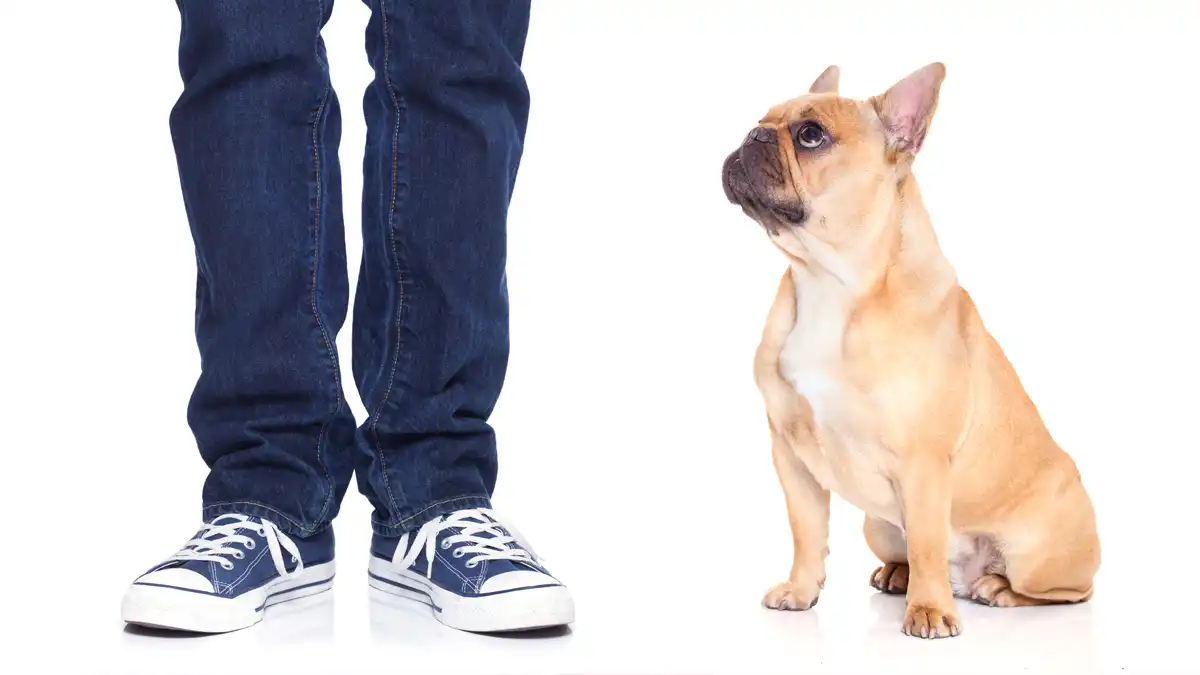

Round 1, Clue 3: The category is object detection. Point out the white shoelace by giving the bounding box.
[165,514,303,579]
[394,508,540,579]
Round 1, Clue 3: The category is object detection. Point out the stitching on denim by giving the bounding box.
[368,0,406,518]
[204,501,307,534]
[374,495,491,533]
[308,0,339,528]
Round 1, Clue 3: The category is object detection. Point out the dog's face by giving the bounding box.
[722,63,946,267]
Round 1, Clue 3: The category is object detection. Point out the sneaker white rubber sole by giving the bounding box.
[121,560,336,634]
[366,556,573,633]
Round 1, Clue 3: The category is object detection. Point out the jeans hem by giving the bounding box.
[202,501,329,539]
[371,494,493,537]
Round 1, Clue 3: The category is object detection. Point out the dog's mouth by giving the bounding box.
[723,151,807,233]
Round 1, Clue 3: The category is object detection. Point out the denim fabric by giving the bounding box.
[170,0,530,538]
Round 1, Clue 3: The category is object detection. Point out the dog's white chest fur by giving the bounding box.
[777,269,902,523]
[778,268,862,437]
[777,276,847,426]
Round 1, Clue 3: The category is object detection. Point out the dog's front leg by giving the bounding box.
[763,427,830,611]
[897,456,960,638]
[756,268,830,611]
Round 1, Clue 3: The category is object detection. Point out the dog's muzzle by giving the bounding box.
[722,127,807,229]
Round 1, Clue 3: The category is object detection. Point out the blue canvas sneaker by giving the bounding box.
[121,514,336,633]
[368,508,574,632]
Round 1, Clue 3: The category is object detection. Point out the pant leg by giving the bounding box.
[355,0,531,536]
[171,0,356,537]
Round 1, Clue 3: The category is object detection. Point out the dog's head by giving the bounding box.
[722,63,946,270]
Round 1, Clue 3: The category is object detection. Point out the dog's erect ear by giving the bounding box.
[871,62,946,158]
[809,65,840,94]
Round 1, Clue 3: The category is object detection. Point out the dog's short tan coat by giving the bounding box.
[723,64,1100,639]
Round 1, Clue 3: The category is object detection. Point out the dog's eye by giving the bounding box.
[795,122,827,150]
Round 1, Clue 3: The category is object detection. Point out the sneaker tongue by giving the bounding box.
[458,513,499,529]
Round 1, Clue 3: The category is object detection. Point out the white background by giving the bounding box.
[3,1,1199,673]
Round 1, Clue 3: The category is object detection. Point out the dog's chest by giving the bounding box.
[777,277,865,428]
[778,309,845,426]
[778,277,899,521]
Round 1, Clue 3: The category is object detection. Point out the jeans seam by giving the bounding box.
[204,501,309,535]
[374,495,492,533]
[368,0,405,518]
[308,55,339,529]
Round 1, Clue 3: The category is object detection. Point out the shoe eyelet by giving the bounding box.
[465,561,478,569]
[222,562,234,571]
[452,549,464,558]
[232,550,244,560]
[244,540,256,550]
[441,541,451,550]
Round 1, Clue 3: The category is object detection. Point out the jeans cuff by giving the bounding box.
[371,494,494,537]
[202,500,328,539]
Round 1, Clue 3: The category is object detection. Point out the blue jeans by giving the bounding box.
[170,0,530,538]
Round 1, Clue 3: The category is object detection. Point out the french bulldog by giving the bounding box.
[722,63,1100,639]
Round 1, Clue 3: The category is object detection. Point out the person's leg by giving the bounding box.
[176,0,356,536]
[354,0,529,535]
[356,0,573,632]
[122,0,352,633]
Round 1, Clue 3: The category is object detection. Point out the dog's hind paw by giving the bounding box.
[870,563,909,594]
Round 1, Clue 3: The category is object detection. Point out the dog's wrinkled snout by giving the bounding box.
[723,127,777,206]
[722,150,747,204]
[723,124,806,231]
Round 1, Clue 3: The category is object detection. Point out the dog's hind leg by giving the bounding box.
[972,484,1100,607]
[971,539,1098,607]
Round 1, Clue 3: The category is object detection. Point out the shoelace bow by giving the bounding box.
[394,508,540,579]
[165,514,303,579]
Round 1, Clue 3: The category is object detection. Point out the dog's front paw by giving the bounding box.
[902,602,961,639]
[763,580,822,611]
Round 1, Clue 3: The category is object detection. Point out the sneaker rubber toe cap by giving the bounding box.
[136,567,215,593]
[479,569,560,594]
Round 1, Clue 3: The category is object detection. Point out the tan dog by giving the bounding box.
[720,63,1100,639]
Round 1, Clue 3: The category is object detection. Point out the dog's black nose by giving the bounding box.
[745,126,776,145]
